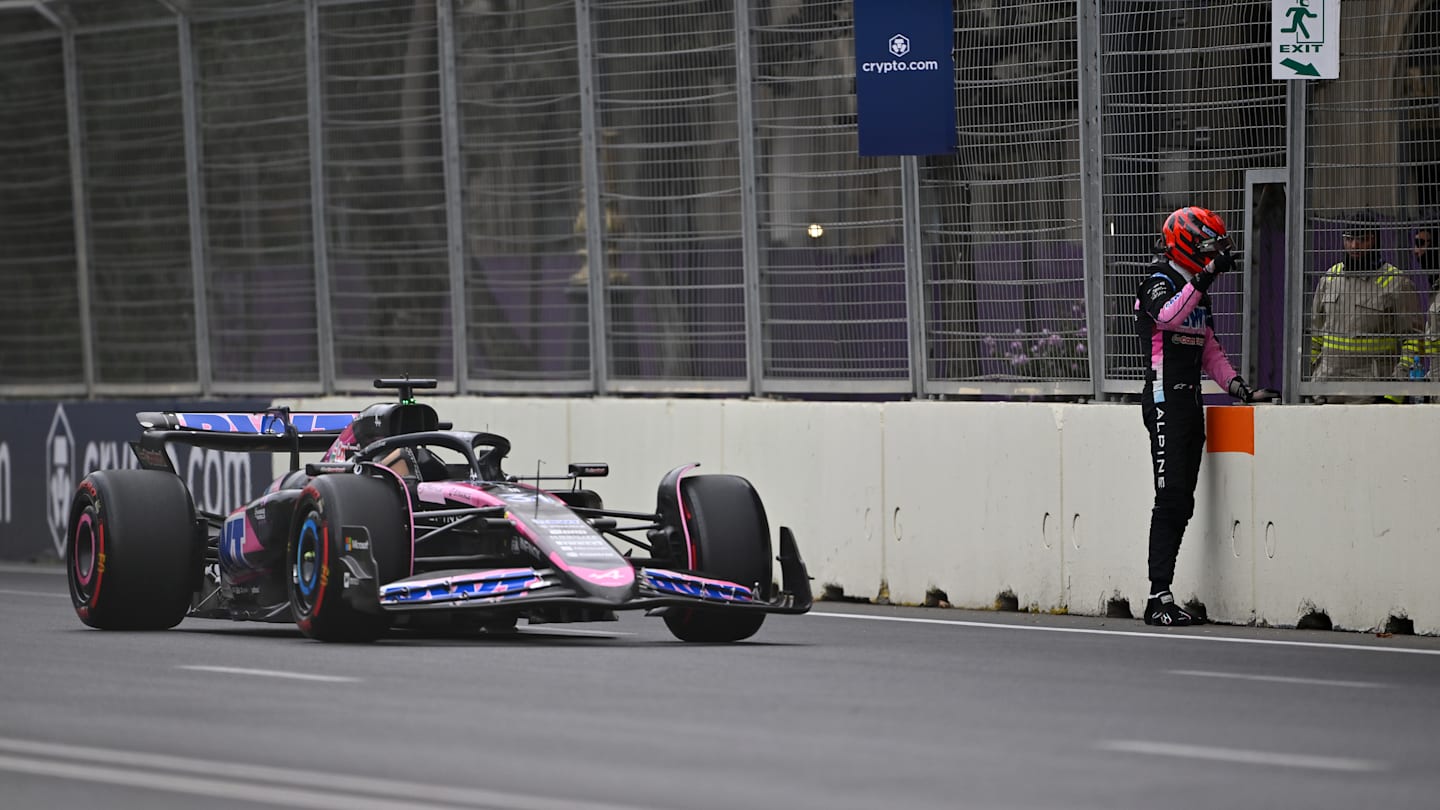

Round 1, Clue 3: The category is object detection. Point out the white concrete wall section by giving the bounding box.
[446,397,572,474]
[279,396,1440,633]
[1253,405,1440,633]
[1059,404,1150,617]
[1189,408,1257,625]
[883,402,1063,611]
[721,400,884,598]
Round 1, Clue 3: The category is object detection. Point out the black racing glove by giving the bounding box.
[1191,251,1234,292]
[1227,376,1280,403]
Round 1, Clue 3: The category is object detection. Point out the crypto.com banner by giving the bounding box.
[0,399,271,562]
[854,0,956,156]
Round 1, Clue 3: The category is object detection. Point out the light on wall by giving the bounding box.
[807,223,825,239]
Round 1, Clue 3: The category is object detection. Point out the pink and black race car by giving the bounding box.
[65,378,811,642]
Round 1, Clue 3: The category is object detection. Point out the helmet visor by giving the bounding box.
[1195,234,1232,257]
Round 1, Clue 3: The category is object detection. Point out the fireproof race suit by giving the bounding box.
[1133,257,1241,590]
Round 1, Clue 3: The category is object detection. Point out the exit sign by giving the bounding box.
[1272,0,1339,80]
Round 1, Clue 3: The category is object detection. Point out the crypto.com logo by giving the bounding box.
[889,34,910,58]
[46,404,76,557]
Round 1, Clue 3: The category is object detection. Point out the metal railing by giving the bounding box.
[1,0,1437,403]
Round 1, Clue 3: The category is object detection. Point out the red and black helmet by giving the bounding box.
[1160,206,1231,273]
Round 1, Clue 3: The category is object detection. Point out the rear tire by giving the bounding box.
[288,474,410,642]
[67,470,200,630]
[661,475,772,643]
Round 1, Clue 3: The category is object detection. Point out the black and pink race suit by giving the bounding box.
[1132,258,1240,589]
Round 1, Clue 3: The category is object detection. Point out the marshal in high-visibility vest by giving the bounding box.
[1309,216,1423,403]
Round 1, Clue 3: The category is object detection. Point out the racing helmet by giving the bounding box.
[350,402,438,449]
[350,404,394,450]
[1160,206,1231,273]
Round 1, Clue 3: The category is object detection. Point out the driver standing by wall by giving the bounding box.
[1133,206,1277,627]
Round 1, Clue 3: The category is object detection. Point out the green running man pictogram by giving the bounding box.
[1281,0,1317,38]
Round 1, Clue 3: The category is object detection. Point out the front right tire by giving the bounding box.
[660,474,773,643]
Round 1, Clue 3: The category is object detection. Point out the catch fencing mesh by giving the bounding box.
[591,0,747,387]
[77,23,198,387]
[0,34,82,389]
[1302,4,1433,391]
[457,0,590,385]
[321,0,452,386]
[195,4,319,387]
[2,0,1439,401]
[923,1,1085,392]
[1099,0,1283,388]
[752,0,908,386]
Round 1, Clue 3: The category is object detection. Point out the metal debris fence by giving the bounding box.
[1,0,1437,403]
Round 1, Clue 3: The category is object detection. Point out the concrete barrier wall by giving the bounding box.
[1252,406,1440,633]
[283,396,1440,634]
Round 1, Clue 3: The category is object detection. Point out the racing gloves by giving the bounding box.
[1227,376,1279,403]
[1207,251,1237,275]
[1190,251,1235,292]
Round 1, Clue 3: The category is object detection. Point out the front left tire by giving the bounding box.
[287,473,410,642]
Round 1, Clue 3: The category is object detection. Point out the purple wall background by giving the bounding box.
[208,219,1435,391]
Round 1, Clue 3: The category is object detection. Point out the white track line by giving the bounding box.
[0,753,461,810]
[0,736,655,810]
[0,564,64,575]
[1098,740,1384,772]
[1168,669,1387,689]
[178,665,359,683]
[808,611,1440,656]
[0,589,68,598]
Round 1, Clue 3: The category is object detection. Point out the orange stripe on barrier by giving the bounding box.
[1206,406,1254,455]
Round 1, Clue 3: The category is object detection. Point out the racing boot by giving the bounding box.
[1143,590,1205,627]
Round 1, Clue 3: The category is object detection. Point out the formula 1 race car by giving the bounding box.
[65,378,812,642]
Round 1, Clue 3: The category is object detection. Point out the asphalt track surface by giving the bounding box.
[4,564,1440,810]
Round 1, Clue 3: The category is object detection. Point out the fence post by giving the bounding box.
[734,0,764,396]
[436,0,468,391]
[575,0,609,394]
[176,9,212,395]
[1283,79,1307,405]
[901,156,927,398]
[62,24,96,397]
[1077,0,1107,401]
[306,0,335,394]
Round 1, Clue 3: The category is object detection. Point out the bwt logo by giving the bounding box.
[889,34,910,58]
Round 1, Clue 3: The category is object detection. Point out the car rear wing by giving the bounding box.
[131,409,358,472]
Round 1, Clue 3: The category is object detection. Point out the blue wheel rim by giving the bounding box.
[295,515,321,605]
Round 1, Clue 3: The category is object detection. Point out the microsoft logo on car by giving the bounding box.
[889,34,910,58]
